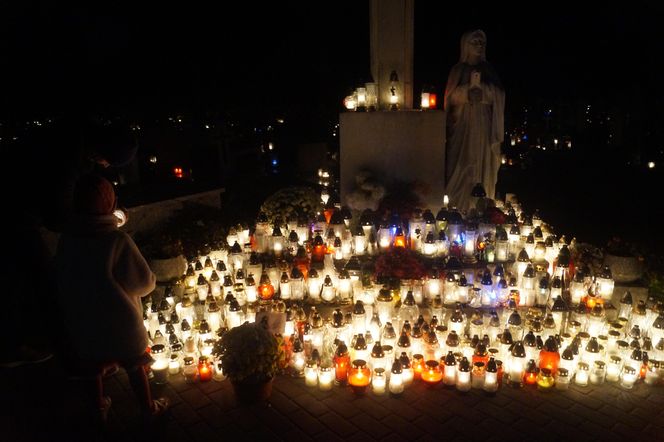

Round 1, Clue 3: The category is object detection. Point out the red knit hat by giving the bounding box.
[73,174,116,215]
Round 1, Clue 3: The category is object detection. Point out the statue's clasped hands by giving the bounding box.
[468,86,483,104]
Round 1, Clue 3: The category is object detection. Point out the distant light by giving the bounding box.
[554,138,559,145]
[113,209,127,227]
[344,95,357,111]
[112,181,119,186]
[648,161,656,169]
[510,138,516,146]
[276,118,285,124]
[177,118,182,123]
[149,156,157,164]
[542,147,546,151]
[205,124,210,129]
[174,167,183,178]
[271,159,278,166]
[268,142,274,151]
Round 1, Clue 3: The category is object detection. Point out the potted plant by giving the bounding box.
[603,237,645,283]
[220,320,280,405]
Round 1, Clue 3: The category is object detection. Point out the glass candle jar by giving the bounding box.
[443,351,457,386]
[198,356,213,382]
[183,356,197,383]
[168,353,182,375]
[348,359,371,394]
[483,363,499,394]
[334,342,350,385]
[606,356,623,382]
[304,361,318,387]
[372,367,387,395]
[318,365,334,391]
[590,361,606,385]
[389,360,404,395]
[212,354,226,381]
[456,357,471,392]
[150,344,170,385]
[536,367,555,391]
[620,366,638,389]
[555,367,570,390]
[644,361,660,386]
[575,362,589,387]
[421,360,443,387]
[471,362,486,389]
[411,354,425,380]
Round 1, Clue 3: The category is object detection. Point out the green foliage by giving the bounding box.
[220,321,279,384]
[645,252,664,302]
[648,271,664,300]
[136,201,226,259]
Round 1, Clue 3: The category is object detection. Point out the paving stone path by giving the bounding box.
[3,355,664,441]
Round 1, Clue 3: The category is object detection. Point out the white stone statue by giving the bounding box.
[444,29,505,211]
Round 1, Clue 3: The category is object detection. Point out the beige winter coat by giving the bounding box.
[56,215,156,361]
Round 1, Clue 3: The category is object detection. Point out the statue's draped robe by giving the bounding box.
[444,43,505,211]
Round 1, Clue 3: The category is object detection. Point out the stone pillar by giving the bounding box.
[370,0,414,110]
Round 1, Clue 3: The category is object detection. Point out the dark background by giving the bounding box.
[2,1,664,253]
[3,2,662,119]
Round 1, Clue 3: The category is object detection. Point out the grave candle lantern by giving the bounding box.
[536,367,554,391]
[318,365,334,391]
[575,362,589,386]
[422,360,444,386]
[456,357,472,392]
[620,365,638,389]
[389,359,404,395]
[334,341,350,385]
[372,367,387,394]
[443,351,457,386]
[483,357,499,394]
[304,361,318,387]
[198,356,212,382]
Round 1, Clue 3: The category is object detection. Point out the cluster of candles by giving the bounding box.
[291,290,664,395]
[141,193,664,396]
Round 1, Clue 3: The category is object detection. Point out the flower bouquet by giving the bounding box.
[260,186,322,224]
[374,247,427,283]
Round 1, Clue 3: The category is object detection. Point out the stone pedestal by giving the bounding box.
[340,110,446,211]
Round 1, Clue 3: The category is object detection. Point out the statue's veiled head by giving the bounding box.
[460,29,487,64]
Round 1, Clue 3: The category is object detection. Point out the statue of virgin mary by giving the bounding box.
[444,29,505,211]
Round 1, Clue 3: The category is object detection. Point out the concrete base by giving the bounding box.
[339,110,446,211]
[611,282,649,305]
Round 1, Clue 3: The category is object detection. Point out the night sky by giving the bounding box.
[2,2,663,122]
